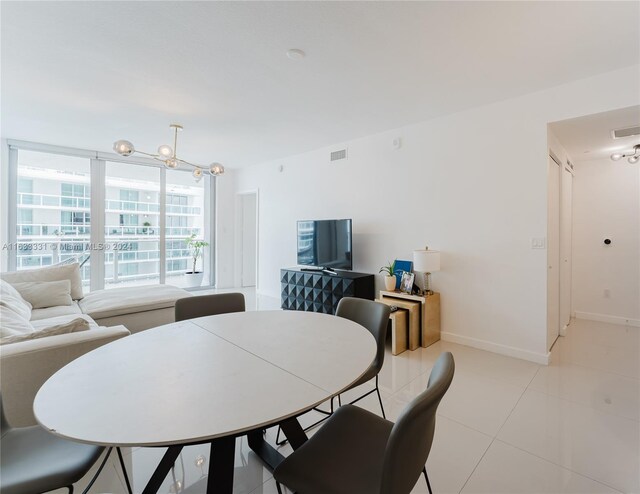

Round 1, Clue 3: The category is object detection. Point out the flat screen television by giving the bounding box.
[297,219,352,271]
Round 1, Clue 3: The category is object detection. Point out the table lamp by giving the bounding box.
[413,248,441,295]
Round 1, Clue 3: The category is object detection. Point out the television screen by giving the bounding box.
[297,219,352,270]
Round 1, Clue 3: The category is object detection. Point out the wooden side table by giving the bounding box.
[387,309,408,355]
[379,290,441,347]
[377,298,421,350]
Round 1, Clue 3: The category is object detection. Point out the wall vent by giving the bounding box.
[611,126,640,139]
[330,149,348,162]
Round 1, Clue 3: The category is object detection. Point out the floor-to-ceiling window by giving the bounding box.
[8,142,215,291]
[104,162,161,288]
[15,150,92,286]
[166,169,208,287]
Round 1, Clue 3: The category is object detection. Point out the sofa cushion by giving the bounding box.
[1,317,90,345]
[1,263,84,300]
[12,280,73,309]
[30,302,83,321]
[0,279,32,320]
[31,313,99,331]
[79,284,192,320]
[0,305,34,337]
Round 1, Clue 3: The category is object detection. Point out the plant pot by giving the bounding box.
[184,272,204,288]
[384,275,396,291]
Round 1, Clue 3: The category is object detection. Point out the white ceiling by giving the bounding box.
[550,106,640,163]
[2,1,639,168]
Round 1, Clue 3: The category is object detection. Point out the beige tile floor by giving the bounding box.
[56,291,639,494]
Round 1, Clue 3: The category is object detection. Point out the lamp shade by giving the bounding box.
[413,249,441,272]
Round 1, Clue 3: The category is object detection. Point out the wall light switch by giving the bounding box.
[531,237,546,249]
[392,137,402,149]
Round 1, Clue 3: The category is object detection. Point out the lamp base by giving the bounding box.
[422,272,434,296]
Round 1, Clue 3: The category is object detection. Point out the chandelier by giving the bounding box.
[113,124,224,181]
[610,144,640,164]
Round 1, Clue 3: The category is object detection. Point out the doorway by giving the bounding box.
[548,105,640,349]
[237,191,258,288]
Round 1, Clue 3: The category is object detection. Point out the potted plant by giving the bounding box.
[142,221,151,234]
[184,233,209,287]
[379,261,397,291]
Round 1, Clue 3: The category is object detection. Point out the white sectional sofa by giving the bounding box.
[0,263,192,426]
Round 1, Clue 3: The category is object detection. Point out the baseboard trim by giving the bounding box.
[574,311,640,327]
[440,332,551,365]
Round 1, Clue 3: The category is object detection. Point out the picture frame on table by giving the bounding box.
[393,259,413,290]
[400,271,415,294]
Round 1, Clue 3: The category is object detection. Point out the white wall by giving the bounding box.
[222,65,640,363]
[572,157,640,325]
[215,169,237,288]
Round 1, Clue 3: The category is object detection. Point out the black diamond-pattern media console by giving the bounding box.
[280,268,375,314]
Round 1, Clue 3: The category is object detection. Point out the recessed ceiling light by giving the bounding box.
[286,49,305,60]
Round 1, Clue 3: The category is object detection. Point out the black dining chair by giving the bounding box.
[276,297,390,445]
[175,292,246,321]
[0,393,132,494]
[273,351,455,494]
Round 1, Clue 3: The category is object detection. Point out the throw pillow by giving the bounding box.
[0,279,32,320]
[12,280,73,309]
[0,305,34,338]
[1,263,84,300]
[0,317,89,345]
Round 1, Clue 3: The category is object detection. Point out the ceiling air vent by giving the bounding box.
[611,126,640,139]
[330,149,348,162]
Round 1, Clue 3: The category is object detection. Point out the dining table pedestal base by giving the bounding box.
[142,416,309,494]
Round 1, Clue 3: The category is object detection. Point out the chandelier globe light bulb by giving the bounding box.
[113,140,135,156]
[610,153,623,161]
[193,167,203,179]
[158,144,173,158]
[209,163,224,176]
[165,157,179,169]
[629,155,639,164]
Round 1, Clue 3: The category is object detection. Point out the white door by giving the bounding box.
[240,193,257,287]
[547,156,561,350]
[560,165,573,332]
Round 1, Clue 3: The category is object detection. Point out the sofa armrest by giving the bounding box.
[0,325,130,427]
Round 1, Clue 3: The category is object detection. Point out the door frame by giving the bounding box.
[547,153,561,351]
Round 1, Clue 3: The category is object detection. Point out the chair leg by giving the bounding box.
[375,376,386,419]
[81,447,113,494]
[423,466,433,494]
[68,486,74,494]
[347,376,386,419]
[116,447,133,494]
[276,480,284,494]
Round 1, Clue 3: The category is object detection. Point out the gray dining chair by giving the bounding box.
[175,292,246,321]
[273,351,455,494]
[276,297,391,445]
[0,393,132,494]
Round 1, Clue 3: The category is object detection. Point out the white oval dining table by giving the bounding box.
[34,310,377,494]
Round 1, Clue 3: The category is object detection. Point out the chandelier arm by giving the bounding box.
[132,150,159,159]
[173,127,179,159]
[176,158,203,169]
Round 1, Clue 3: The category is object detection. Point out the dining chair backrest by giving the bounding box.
[175,293,246,322]
[335,297,391,375]
[380,352,455,494]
